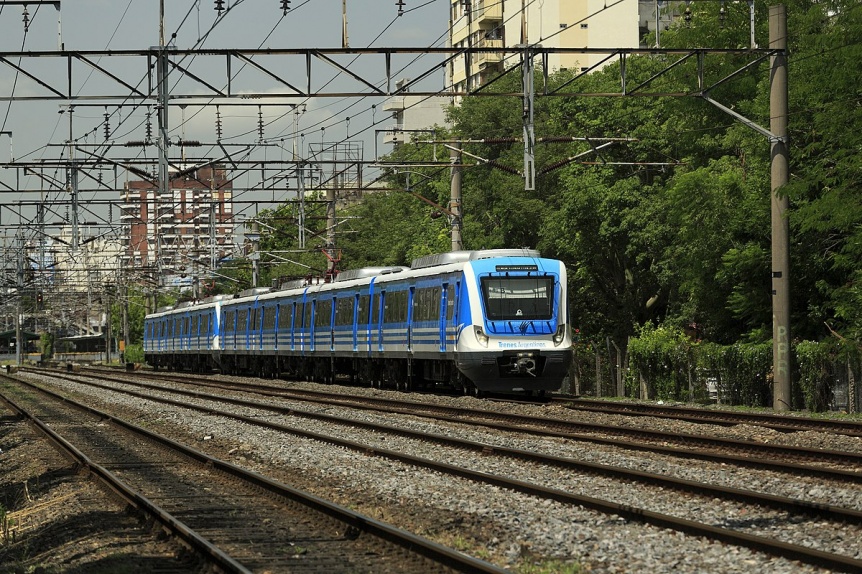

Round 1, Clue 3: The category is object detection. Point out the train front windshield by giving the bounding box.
[481,276,554,321]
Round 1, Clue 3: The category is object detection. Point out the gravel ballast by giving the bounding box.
[12,371,862,573]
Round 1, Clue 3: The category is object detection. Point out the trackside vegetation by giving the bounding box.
[146,0,860,411]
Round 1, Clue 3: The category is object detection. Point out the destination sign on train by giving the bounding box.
[495,265,539,272]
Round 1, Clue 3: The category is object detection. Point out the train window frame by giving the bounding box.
[358,294,370,325]
[335,296,353,326]
[278,301,293,330]
[384,289,406,323]
[480,275,555,321]
[302,301,312,333]
[316,298,333,328]
[264,305,276,330]
[446,284,456,321]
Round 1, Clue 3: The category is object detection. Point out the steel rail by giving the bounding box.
[554,397,862,437]
[0,384,253,574]
[2,375,507,574]
[18,370,862,574]
[40,370,862,525]
[85,368,862,475]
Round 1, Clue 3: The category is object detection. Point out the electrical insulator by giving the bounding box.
[215,106,223,141]
[719,1,726,27]
[214,0,225,13]
[683,1,692,25]
[104,111,110,141]
[257,106,264,142]
[22,6,29,32]
[145,110,153,142]
[280,0,290,14]
[396,0,405,16]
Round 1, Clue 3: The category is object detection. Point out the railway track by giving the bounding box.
[55,367,862,479]
[552,396,862,437]
[15,368,862,573]
[0,373,505,574]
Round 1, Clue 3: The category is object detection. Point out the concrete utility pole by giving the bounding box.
[449,144,463,252]
[770,5,791,411]
[522,46,536,191]
[14,234,22,365]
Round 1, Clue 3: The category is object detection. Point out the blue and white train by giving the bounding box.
[143,249,573,395]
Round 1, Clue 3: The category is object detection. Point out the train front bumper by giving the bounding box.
[456,348,572,393]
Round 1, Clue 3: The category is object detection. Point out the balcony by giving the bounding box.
[473,1,502,22]
[451,1,502,45]
[473,38,504,68]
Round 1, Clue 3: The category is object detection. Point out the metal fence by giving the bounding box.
[564,342,860,413]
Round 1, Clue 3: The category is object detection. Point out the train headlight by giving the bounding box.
[474,326,489,347]
[553,324,567,346]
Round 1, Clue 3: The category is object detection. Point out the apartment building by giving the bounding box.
[449,0,654,92]
[121,165,234,286]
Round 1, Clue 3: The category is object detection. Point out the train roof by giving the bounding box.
[146,249,552,317]
[410,249,541,270]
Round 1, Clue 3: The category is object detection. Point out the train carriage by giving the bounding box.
[144,249,573,395]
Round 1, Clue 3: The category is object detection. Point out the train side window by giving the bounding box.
[225,310,235,334]
[264,306,276,330]
[373,293,382,324]
[430,287,441,322]
[303,301,312,330]
[447,284,457,321]
[383,292,395,323]
[316,299,332,327]
[387,290,407,323]
[358,294,370,324]
[278,302,293,330]
[336,297,353,326]
[414,288,424,321]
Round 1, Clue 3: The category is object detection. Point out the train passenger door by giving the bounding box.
[407,287,415,352]
[273,305,279,351]
[309,300,316,352]
[366,281,376,356]
[257,305,265,351]
[352,294,360,353]
[376,291,385,353]
[439,283,448,352]
[290,301,297,351]
[195,314,201,351]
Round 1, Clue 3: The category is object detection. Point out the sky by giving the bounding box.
[0,0,453,234]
